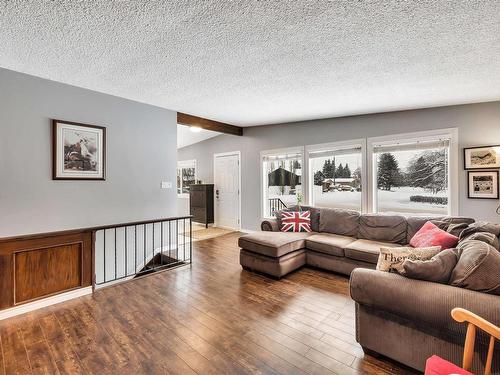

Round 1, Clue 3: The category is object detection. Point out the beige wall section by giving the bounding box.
[178,101,500,230]
[0,68,178,237]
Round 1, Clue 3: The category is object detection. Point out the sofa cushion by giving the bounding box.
[461,231,499,250]
[344,239,401,264]
[406,216,475,243]
[238,232,313,258]
[319,208,360,237]
[450,239,500,295]
[409,221,459,249]
[403,248,459,284]
[240,249,306,278]
[305,233,356,257]
[276,205,320,232]
[358,214,407,244]
[280,211,312,232]
[376,246,441,273]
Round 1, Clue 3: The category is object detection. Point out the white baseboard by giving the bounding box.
[240,228,257,233]
[0,286,93,321]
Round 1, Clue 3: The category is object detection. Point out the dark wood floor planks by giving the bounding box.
[0,232,420,375]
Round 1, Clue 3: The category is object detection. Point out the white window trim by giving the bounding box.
[177,159,197,198]
[260,146,305,219]
[367,128,459,216]
[305,139,368,212]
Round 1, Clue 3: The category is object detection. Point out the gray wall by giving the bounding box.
[178,102,500,230]
[0,68,178,237]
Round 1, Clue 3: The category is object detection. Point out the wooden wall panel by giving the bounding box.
[0,230,93,309]
[14,243,82,304]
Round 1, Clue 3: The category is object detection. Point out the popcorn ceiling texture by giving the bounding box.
[1,1,499,126]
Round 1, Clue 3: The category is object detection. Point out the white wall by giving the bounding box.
[0,68,178,237]
[178,102,500,230]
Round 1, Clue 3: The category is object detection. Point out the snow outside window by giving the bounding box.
[372,138,451,216]
[262,149,304,218]
[308,144,363,211]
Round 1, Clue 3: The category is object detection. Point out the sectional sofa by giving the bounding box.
[238,205,473,278]
[238,206,500,374]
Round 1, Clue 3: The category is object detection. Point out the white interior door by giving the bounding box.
[214,153,240,230]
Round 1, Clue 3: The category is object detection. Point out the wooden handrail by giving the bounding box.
[0,215,194,243]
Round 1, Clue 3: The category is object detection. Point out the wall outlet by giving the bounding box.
[161,181,172,189]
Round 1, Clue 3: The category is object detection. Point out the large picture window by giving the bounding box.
[307,141,365,211]
[369,130,457,216]
[260,129,457,220]
[177,160,196,197]
[261,148,304,218]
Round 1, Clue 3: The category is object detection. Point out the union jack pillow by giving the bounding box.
[280,211,312,232]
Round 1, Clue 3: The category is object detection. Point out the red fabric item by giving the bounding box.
[425,355,473,375]
[410,221,459,249]
[280,211,312,232]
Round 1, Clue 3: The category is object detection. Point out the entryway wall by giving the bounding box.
[178,101,500,231]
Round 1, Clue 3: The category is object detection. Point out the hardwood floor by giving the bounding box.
[0,232,419,375]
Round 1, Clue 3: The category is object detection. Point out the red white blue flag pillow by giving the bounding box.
[280,211,312,232]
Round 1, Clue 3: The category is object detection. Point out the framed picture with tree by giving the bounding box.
[464,145,500,169]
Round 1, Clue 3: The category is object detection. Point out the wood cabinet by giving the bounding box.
[189,184,214,228]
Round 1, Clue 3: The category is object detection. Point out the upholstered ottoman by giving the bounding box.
[238,232,312,278]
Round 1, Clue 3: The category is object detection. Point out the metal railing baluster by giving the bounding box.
[93,216,193,287]
[134,225,137,275]
[114,228,117,280]
[103,229,106,283]
[125,226,128,277]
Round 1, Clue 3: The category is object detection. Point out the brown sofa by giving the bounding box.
[350,268,500,374]
[238,206,473,278]
[238,207,500,374]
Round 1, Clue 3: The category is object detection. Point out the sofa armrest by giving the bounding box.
[350,268,499,335]
[261,219,279,232]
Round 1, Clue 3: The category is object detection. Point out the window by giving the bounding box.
[307,140,365,212]
[260,129,457,220]
[368,129,458,216]
[261,148,304,218]
[177,160,196,197]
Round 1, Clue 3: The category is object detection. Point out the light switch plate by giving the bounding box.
[161,181,172,189]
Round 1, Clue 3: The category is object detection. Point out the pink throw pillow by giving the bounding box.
[410,221,458,249]
[280,211,312,232]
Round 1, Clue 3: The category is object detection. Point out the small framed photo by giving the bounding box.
[464,145,500,169]
[52,119,106,180]
[468,171,499,199]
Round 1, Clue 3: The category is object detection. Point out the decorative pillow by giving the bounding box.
[280,211,312,232]
[460,221,500,239]
[274,207,295,227]
[377,246,441,274]
[410,221,459,249]
[289,205,321,232]
[402,248,459,283]
[461,232,499,250]
[450,240,500,295]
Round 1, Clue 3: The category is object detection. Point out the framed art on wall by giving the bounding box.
[467,171,499,199]
[463,145,500,169]
[52,119,106,180]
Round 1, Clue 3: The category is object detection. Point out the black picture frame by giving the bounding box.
[52,119,106,180]
[467,170,499,199]
[463,145,500,170]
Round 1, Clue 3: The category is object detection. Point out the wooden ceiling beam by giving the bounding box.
[177,112,243,136]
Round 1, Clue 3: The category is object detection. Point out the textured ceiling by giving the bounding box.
[177,124,220,149]
[1,1,500,126]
